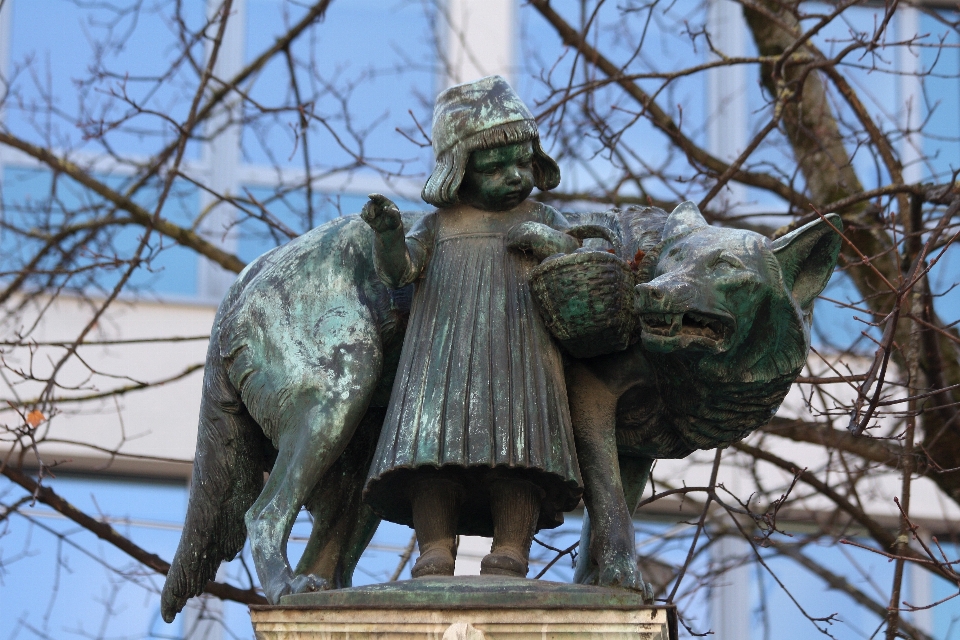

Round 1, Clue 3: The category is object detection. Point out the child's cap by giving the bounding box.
[422,75,560,207]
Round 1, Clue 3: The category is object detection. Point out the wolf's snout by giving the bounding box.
[637,280,693,305]
[638,284,664,301]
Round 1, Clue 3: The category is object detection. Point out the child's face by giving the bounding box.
[459,142,535,211]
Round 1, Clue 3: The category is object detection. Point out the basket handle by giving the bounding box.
[567,224,623,256]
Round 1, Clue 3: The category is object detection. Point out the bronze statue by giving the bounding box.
[360,76,582,580]
[159,76,842,622]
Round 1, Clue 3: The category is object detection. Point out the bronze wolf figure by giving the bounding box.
[565,202,840,587]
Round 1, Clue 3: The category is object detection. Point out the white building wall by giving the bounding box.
[2,295,212,477]
[706,0,749,213]
[440,0,517,86]
[197,0,247,302]
[898,6,924,185]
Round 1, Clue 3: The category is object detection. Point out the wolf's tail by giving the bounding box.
[160,321,268,623]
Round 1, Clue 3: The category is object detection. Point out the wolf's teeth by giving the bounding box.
[668,314,682,336]
[643,312,728,341]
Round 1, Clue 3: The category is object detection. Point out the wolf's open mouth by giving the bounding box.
[639,311,732,345]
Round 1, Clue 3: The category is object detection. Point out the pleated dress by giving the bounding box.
[363,201,583,537]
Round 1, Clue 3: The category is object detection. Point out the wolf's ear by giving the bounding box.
[771,213,843,310]
[661,201,708,240]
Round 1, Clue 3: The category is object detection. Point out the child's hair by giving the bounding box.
[422,76,560,208]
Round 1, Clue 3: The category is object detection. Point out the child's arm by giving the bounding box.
[507,222,579,261]
[507,204,579,262]
[362,193,432,289]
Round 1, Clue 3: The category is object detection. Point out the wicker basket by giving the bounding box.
[530,250,636,359]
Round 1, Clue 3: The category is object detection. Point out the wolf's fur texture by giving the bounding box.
[566,203,840,588]
[160,203,840,620]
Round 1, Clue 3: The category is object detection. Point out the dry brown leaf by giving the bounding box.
[25,409,45,428]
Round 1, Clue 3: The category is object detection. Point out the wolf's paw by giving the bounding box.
[289,573,330,595]
[264,572,330,603]
[597,558,654,603]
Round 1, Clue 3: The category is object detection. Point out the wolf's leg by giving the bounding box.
[573,455,653,602]
[620,455,654,600]
[250,391,378,600]
[297,409,384,588]
[573,456,653,588]
[568,365,647,594]
[244,406,357,602]
[297,501,380,589]
[333,503,380,587]
[242,315,382,604]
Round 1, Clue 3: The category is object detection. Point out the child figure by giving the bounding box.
[362,76,583,578]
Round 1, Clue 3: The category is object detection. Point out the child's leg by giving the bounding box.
[409,476,462,578]
[480,478,543,577]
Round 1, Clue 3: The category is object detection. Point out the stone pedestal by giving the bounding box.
[250,576,677,640]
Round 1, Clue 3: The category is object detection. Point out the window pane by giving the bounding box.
[1,166,199,298]
[920,10,960,183]
[242,0,436,175]
[6,0,207,159]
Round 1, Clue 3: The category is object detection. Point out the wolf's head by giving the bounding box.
[635,202,841,383]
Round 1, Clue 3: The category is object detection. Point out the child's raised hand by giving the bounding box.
[362,193,402,232]
[507,222,580,262]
